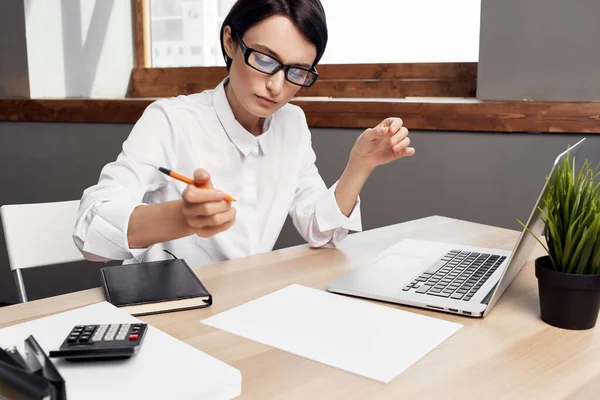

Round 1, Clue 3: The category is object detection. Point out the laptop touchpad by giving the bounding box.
[361,254,426,292]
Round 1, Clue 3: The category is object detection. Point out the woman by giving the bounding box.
[73,0,414,266]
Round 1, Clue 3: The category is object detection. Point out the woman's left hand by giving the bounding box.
[352,117,415,169]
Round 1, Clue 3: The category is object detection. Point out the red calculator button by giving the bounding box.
[128,334,139,341]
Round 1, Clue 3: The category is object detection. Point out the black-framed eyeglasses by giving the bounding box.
[235,33,319,88]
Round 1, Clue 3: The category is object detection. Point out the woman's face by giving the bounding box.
[223,15,317,118]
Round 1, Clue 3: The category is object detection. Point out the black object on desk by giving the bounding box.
[0,335,66,400]
[100,258,212,316]
[49,323,148,361]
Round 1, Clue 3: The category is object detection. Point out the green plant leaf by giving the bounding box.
[539,207,563,267]
[577,218,600,274]
[567,209,597,272]
[562,212,585,272]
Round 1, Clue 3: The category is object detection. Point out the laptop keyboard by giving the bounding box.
[402,250,506,302]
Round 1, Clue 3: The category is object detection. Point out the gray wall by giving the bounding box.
[0,0,29,97]
[477,0,600,101]
[0,121,597,304]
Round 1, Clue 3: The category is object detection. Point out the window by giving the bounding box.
[134,0,478,99]
[150,0,236,67]
[148,0,480,68]
[320,0,480,64]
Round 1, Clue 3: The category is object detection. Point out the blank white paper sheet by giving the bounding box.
[202,284,462,383]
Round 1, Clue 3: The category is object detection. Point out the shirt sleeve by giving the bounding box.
[288,114,362,249]
[73,102,177,262]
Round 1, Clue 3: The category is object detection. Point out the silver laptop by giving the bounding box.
[327,138,586,317]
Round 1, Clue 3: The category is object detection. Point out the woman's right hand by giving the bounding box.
[180,168,236,238]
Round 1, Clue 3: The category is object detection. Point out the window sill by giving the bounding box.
[1,97,599,133]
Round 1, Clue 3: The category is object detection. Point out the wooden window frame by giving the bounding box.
[133,0,151,68]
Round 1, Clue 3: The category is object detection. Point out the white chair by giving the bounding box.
[0,200,85,302]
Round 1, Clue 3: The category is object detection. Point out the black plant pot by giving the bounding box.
[535,256,600,330]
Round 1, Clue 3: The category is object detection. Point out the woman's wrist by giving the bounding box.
[348,147,376,179]
[334,150,375,217]
[128,200,194,249]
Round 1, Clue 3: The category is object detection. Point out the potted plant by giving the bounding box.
[520,150,600,330]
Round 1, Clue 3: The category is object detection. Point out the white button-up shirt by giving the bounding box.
[73,79,362,266]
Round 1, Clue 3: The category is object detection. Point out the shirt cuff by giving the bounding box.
[82,200,150,261]
[315,181,362,232]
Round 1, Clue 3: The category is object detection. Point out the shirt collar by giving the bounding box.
[212,78,274,156]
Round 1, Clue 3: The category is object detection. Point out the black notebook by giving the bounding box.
[100,259,212,316]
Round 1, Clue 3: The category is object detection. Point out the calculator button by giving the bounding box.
[116,325,129,341]
[128,334,139,341]
[67,336,79,343]
[83,326,96,332]
[79,336,90,343]
[117,324,130,336]
[95,325,108,334]
[91,328,106,342]
[103,335,115,341]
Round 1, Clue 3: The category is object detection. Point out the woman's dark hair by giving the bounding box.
[220,0,328,71]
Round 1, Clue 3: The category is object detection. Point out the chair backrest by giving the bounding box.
[0,200,85,271]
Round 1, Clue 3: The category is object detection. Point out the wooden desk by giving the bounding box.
[1,216,599,398]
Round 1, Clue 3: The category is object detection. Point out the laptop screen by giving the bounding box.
[483,138,587,316]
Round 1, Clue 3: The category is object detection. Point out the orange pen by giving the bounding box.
[158,167,236,202]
